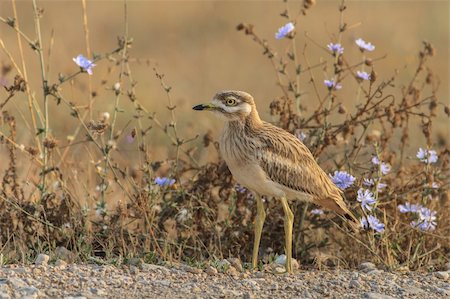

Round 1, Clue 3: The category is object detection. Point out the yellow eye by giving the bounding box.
[226,98,237,106]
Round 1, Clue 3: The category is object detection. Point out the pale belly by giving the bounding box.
[224,158,313,202]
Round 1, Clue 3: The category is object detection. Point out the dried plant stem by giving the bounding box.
[100,0,129,204]
[153,67,183,177]
[124,62,146,165]
[285,0,302,115]
[81,0,93,119]
[0,16,36,49]
[109,2,128,141]
[0,38,44,137]
[355,53,366,103]
[32,0,50,195]
[0,194,59,230]
[54,91,134,202]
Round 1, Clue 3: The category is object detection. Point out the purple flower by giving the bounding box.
[431,182,439,189]
[310,208,324,215]
[363,178,374,187]
[416,148,438,164]
[295,131,307,142]
[371,156,390,175]
[235,183,248,193]
[324,79,342,90]
[371,156,380,165]
[330,171,355,190]
[154,177,175,187]
[355,38,375,52]
[357,188,376,211]
[363,178,387,192]
[411,220,436,231]
[380,163,391,175]
[398,202,422,213]
[376,182,387,191]
[275,22,295,39]
[73,54,96,75]
[411,207,437,231]
[356,71,371,81]
[327,43,344,55]
[361,215,385,233]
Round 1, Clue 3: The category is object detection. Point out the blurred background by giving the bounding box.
[0,0,448,160]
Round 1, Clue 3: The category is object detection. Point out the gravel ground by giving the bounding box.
[0,257,449,299]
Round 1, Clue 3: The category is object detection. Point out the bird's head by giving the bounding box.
[192,90,256,121]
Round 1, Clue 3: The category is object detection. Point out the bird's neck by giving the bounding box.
[228,107,262,131]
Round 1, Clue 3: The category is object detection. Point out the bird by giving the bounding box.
[193,90,358,273]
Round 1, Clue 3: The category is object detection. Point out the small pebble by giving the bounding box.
[181,265,202,274]
[54,260,67,268]
[34,254,49,266]
[359,262,376,271]
[228,258,243,272]
[226,266,240,277]
[217,259,231,270]
[204,266,218,276]
[364,293,395,299]
[435,271,449,280]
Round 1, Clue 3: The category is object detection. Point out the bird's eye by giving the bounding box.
[226,98,237,106]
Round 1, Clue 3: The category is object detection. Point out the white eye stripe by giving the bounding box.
[223,103,251,114]
[211,98,251,114]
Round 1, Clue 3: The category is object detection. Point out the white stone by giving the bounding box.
[34,254,49,266]
[435,271,449,280]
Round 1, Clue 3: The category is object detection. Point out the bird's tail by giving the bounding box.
[316,194,360,232]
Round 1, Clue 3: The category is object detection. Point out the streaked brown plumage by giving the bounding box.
[193,90,358,273]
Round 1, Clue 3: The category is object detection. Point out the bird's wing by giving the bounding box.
[254,122,339,199]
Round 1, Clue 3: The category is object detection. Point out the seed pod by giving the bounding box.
[244,24,254,35]
[429,99,437,116]
[338,104,347,114]
[26,146,39,156]
[304,0,316,9]
[444,105,450,117]
[426,72,433,84]
[365,59,373,66]
[370,70,377,82]
[43,137,57,150]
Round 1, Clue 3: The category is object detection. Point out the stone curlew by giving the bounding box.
[193,90,358,273]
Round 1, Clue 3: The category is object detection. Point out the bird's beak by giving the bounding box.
[192,103,216,111]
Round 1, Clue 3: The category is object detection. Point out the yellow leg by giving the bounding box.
[252,194,266,270]
[280,197,294,273]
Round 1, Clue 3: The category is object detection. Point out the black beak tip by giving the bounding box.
[192,104,204,111]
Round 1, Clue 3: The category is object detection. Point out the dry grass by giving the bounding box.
[0,0,448,271]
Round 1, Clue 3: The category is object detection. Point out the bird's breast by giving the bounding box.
[219,129,285,198]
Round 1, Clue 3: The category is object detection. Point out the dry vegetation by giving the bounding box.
[0,0,448,271]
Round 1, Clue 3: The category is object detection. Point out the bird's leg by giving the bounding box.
[280,197,294,273]
[252,194,266,270]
